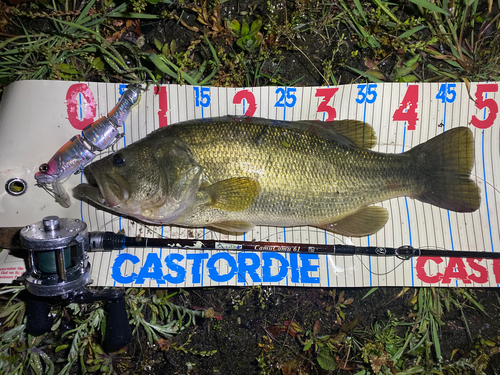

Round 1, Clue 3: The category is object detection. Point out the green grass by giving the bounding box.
[0,0,499,373]
[1,0,498,88]
[0,286,211,375]
[0,0,153,87]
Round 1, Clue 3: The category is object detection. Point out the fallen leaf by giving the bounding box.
[281,358,299,375]
[344,298,354,305]
[157,338,170,351]
[335,355,356,371]
[267,325,285,337]
[284,320,303,337]
[313,320,321,335]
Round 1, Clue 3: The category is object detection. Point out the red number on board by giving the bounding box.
[233,90,257,117]
[392,85,419,130]
[154,86,168,127]
[66,84,97,130]
[471,83,499,129]
[315,88,339,121]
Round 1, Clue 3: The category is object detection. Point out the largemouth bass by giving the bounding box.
[75,116,481,237]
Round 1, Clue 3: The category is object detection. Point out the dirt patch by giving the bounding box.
[121,287,500,374]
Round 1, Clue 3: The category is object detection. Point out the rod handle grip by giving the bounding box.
[26,297,53,336]
[105,295,131,349]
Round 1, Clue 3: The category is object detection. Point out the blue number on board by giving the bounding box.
[275,87,297,108]
[356,83,377,104]
[194,87,211,107]
[118,84,127,95]
[436,83,456,103]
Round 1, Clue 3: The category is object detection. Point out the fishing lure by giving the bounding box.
[35,85,142,207]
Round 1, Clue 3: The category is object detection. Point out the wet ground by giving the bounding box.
[136,0,374,87]
[1,0,500,373]
[127,287,500,374]
[121,3,500,371]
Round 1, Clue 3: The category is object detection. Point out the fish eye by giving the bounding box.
[112,153,126,166]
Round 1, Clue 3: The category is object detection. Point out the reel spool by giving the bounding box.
[20,216,91,298]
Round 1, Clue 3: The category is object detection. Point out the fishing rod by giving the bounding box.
[1,218,498,260]
[1,215,497,344]
[88,232,499,260]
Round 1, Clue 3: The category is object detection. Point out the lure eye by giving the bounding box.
[112,153,126,166]
[39,163,49,173]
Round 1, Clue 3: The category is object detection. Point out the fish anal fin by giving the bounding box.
[203,177,260,211]
[317,206,389,237]
[211,220,255,233]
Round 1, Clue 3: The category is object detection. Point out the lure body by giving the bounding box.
[35,85,141,207]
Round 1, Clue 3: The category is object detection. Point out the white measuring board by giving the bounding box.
[0,80,499,288]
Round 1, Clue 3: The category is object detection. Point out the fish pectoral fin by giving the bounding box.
[203,177,260,211]
[317,206,389,237]
[211,220,255,233]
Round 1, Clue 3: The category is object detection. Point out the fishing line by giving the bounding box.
[355,253,412,276]
[471,172,500,195]
[97,217,121,232]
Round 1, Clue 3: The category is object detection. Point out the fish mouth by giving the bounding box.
[75,165,131,207]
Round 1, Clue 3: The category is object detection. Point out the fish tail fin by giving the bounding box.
[409,127,480,212]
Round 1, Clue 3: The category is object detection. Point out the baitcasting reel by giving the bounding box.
[19,216,131,348]
[21,216,91,297]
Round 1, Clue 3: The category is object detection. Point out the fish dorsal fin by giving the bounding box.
[317,205,388,237]
[284,119,375,149]
[195,116,377,149]
[203,177,260,211]
[211,220,255,233]
[327,120,376,149]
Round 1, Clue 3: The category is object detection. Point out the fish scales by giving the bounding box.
[166,120,418,226]
[75,116,480,236]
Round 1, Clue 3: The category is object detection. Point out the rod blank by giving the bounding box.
[89,232,500,260]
